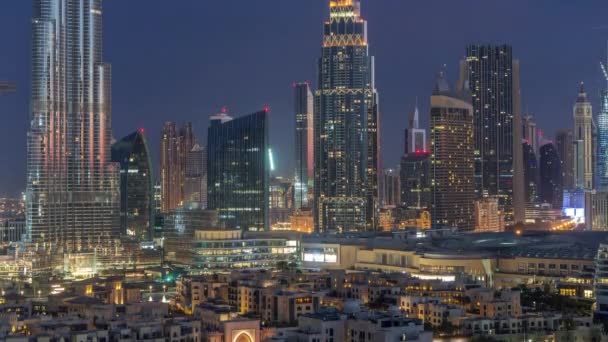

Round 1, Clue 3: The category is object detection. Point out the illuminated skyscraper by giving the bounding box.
[184,144,205,208]
[539,142,563,209]
[522,142,539,204]
[26,0,120,259]
[404,101,427,154]
[430,71,475,230]
[522,115,538,156]
[556,129,575,190]
[111,130,154,240]
[381,168,400,207]
[207,110,269,231]
[160,122,195,212]
[294,82,314,210]
[400,152,431,210]
[314,0,379,232]
[573,83,594,190]
[459,45,524,224]
[598,59,608,192]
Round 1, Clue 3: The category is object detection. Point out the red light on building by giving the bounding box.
[264,105,270,113]
[139,128,145,134]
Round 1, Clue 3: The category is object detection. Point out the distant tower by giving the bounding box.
[184,144,205,208]
[160,122,195,212]
[459,44,524,225]
[539,142,563,209]
[430,71,475,230]
[573,83,594,190]
[522,115,538,156]
[294,82,314,210]
[382,168,400,207]
[522,142,539,203]
[556,129,575,190]
[404,99,427,154]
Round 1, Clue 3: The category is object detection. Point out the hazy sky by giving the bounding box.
[1,0,608,196]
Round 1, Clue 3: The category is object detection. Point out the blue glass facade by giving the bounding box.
[207,111,269,231]
[111,130,154,241]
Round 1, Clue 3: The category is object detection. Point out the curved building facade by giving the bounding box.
[111,130,154,240]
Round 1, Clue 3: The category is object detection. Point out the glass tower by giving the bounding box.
[294,82,314,210]
[573,84,594,190]
[539,142,563,209]
[27,0,119,259]
[314,0,379,232]
[111,130,154,241]
[207,110,269,231]
[459,45,524,224]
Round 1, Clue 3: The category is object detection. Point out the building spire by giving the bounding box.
[577,82,587,103]
[409,97,420,129]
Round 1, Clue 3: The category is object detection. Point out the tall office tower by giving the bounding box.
[539,142,563,209]
[27,0,119,260]
[184,144,205,207]
[160,122,195,212]
[381,168,400,207]
[111,130,154,241]
[400,152,431,210]
[314,0,380,232]
[294,82,314,210]
[522,142,539,203]
[459,45,524,224]
[404,101,427,154]
[522,115,538,155]
[200,146,208,209]
[430,72,475,229]
[598,60,608,191]
[269,176,294,209]
[573,83,594,190]
[207,110,269,231]
[556,129,575,190]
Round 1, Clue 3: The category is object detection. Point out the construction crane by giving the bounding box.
[0,81,16,94]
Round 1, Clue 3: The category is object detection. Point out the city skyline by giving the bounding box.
[1,1,608,197]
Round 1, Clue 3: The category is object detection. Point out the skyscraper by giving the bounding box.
[573,83,594,190]
[459,45,524,224]
[556,129,575,190]
[522,115,538,155]
[27,0,119,259]
[522,142,539,204]
[404,101,427,154]
[184,144,205,208]
[314,0,379,232]
[294,82,314,210]
[539,142,563,209]
[160,122,195,212]
[430,72,475,230]
[111,130,154,240]
[598,59,608,192]
[400,152,431,210]
[381,168,400,207]
[207,110,269,231]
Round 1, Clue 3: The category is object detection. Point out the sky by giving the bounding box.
[0,0,608,197]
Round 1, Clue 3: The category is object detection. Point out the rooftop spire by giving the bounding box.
[409,97,419,129]
[577,82,588,103]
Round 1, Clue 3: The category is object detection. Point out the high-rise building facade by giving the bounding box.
[314,0,379,232]
[522,142,539,204]
[160,122,196,212]
[404,102,427,154]
[381,168,400,207]
[26,0,120,259]
[400,152,431,210]
[294,82,314,210]
[474,197,505,233]
[111,130,154,241]
[598,60,608,192]
[585,191,608,231]
[573,84,594,190]
[207,110,269,231]
[459,45,524,224]
[556,129,575,190]
[539,142,563,209]
[522,115,538,156]
[184,144,205,208]
[430,73,475,230]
